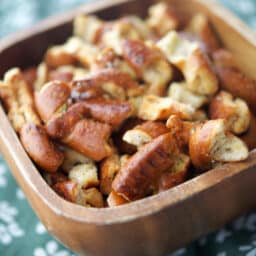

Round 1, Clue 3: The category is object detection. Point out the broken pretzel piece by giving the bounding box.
[157,31,218,96]
[209,91,250,135]
[158,153,190,191]
[100,153,121,195]
[138,95,196,121]
[122,39,172,95]
[112,133,177,201]
[189,119,249,171]
[147,2,181,37]
[54,180,104,207]
[64,118,112,161]
[123,121,169,148]
[20,123,64,172]
[72,69,144,101]
[82,98,132,129]
[166,115,195,149]
[35,80,71,122]
[168,81,208,109]
[0,68,41,132]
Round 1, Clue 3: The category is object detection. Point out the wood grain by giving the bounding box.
[0,0,256,255]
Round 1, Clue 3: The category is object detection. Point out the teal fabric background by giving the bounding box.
[0,1,256,255]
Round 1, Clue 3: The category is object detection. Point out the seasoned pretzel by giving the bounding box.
[166,115,195,149]
[168,81,208,109]
[123,121,169,148]
[74,15,103,44]
[158,153,190,191]
[45,37,99,69]
[54,180,104,207]
[92,47,137,78]
[100,153,121,195]
[82,98,132,128]
[68,163,99,188]
[64,118,112,161]
[112,133,177,201]
[158,31,218,95]
[72,69,144,101]
[122,39,172,95]
[20,123,64,172]
[0,68,41,132]
[138,95,196,121]
[35,80,71,122]
[147,2,181,37]
[189,119,249,171]
[61,147,94,172]
[209,91,250,134]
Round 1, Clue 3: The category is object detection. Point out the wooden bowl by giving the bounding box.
[0,0,256,255]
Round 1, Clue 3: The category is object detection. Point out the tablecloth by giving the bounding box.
[0,0,256,255]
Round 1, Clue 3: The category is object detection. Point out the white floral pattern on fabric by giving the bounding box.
[16,188,25,200]
[0,0,255,255]
[34,240,75,256]
[0,201,24,245]
[35,222,47,235]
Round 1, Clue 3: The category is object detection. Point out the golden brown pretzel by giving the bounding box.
[112,133,177,201]
[189,119,248,171]
[20,123,64,172]
[35,80,71,122]
[209,91,250,135]
[64,119,112,161]
[123,121,169,148]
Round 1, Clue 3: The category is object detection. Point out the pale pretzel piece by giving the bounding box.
[0,68,41,132]
[112,133,177,201]
[189,119,249,171]
[138,95,196,121]
[68,163,99,188]
[157,31,218,96]
[123,121,169,148]
[45,37,99,69]
[122,39,173,96]
[147,2,181,37]
[213,49,256,113]
[100,154,121,195]
[74,15,103,44]
[209,91,250,135]
[167,81,208,109]
[98,18,145,55]
[34,62,49,91]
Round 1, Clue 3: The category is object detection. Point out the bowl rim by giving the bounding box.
[0,0,256,225]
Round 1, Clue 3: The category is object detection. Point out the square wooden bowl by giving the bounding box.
[0,0,256,255]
